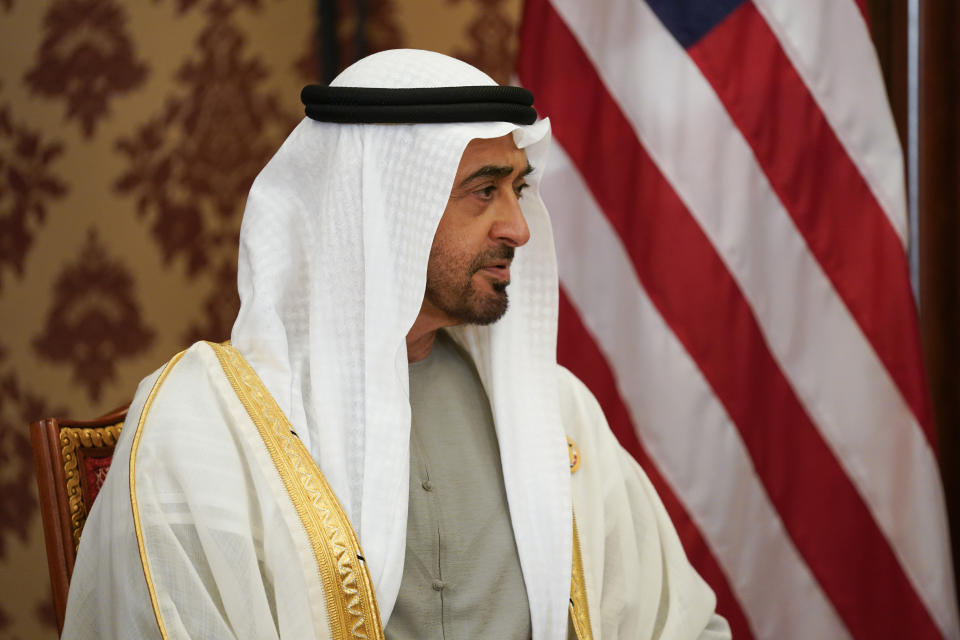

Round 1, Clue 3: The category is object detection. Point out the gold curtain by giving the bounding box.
[0,0,520,636]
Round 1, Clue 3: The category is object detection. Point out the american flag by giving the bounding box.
[516,0,959,637]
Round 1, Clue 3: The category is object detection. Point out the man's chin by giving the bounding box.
[460,290,509,325]
[425,281,510,326]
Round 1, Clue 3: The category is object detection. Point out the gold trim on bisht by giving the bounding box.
[567,435,581,474]
[570,513,594,640]
[209,341,384,640]
[61,423,123,551]
[130,349,187,640]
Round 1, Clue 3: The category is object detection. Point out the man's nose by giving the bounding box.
[492,192,530,248]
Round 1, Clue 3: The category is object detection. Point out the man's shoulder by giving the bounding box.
[555,364,604,419]
[555,364,590,393]
[553,364,617,454]
[132,341,224,401]
[127,341,240,445]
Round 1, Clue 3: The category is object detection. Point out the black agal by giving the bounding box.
[301,85,537,125]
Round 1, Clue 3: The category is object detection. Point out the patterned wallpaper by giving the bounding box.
[0,0,520,637]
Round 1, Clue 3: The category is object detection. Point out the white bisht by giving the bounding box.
[63,341,380,639]
[62,49,727,639]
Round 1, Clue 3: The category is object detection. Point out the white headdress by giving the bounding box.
[231,49,570,636]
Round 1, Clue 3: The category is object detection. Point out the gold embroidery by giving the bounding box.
[570,514,594,640]
[61,423,123,550]
[567,435,581,473]
[209,342,384,640]
[130,349,187,640]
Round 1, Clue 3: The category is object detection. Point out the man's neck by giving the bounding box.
[406,327,438,363]
[407,299,460,363]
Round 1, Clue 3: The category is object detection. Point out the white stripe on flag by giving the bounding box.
[752,0,909,245]
[543,143,850,639]
[545,2,956,634]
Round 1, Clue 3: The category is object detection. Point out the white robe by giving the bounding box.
[61,341,729,639]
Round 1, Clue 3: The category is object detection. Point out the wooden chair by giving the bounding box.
[30,406,128,635]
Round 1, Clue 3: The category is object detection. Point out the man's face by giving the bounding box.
[423,133,532,326]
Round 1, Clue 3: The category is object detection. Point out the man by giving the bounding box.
[62,49,730,639]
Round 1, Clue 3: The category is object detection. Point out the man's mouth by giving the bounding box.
[479,260,511,282]
[471,246,515,285]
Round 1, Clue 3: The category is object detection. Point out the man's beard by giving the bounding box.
[425,244,515,326]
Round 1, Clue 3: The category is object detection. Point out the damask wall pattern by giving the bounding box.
[0,0,521,637]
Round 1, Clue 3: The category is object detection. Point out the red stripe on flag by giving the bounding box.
[689,1,933,447]
[517,2,941,637]
[557,287,754,639]
[851,0,871,29]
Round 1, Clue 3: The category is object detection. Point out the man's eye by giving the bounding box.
[477,186,496,199]
[515,183,529,198]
